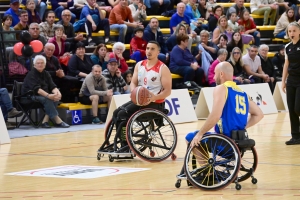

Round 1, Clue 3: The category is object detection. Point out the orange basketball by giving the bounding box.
[130,86,151,106]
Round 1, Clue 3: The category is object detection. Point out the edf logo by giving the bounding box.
[165,98,180,116]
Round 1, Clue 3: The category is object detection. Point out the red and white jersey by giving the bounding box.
[137,60,165,102]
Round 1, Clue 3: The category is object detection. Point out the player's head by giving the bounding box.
[286,22,300,41]
[146,41,160,60]
[92,64,102,78]
[214,62,234,85]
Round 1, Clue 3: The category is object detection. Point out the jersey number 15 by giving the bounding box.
[235,95,246,115]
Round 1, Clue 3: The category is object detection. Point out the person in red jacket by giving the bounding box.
[109,42,129,74]
[130,27,148,62]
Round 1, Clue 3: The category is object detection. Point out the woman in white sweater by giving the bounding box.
[129,0,147,23]
[274,8,295,39]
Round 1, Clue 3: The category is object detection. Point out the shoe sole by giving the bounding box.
[8,112,23,118]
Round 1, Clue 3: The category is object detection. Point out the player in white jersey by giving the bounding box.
[112,41,172,142]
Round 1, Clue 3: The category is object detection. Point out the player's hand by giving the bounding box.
[190,132,203,147]
[143,91,155,105]
[282,81,286,93]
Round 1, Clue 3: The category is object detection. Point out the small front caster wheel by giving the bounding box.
[252,178,258,184]
[175,180,181,188]
[235,183,242,190]
[109,155,114,162]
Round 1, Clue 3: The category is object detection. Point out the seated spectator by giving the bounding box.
[208,49,228,86]
[217,34,228,50]
[0,88,23,130]
[271,45,284,81]
[4,0,20,27]
[212,15,228,44]
[22,0,46,20]
[1,15,16,49]
[130,27,148,63]
[198,30,218,60]
[250,0,277,25]
[206,0,217,16]
[226,30,244,59]
[42,43,80,102]
[57,9,85,53]
[228,12,239,32]
[144,0,170,16]
[109,0,142,43]
[26,0,41,24]
[68,42,94,78]
[48,25,70,59]
[91,44,110,70]
[29,23,47,48]
[170,3,191,34]
[226,0,247,19]
[80,0,110,46]
[72,0,87,19]
[198,0,208,20]
[129,0,147,24]
[122,70,132,94]
[39,11,56,40]
[169,34,205,87]
[238,9,260,46]
[51,0,76,23]
[21,55,70,128]
[166,23,193,52]
[102,58,128,94]
[143,17,169,63]
[274,8,295,39]
[208,5,223,32]
[187,0,209,33]
[109,42,128,73]
[242,45,269,83]
[14,10,29,40]
[228,47,250,84]
[258,44,275,92]
[79,64,113,124]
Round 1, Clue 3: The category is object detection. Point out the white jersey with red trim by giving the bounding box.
[137,59,164,97]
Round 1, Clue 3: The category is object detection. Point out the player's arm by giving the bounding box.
[191,85,227,147]
[130,61,140,92]
[245,99,264,129]
[151,65,172,101]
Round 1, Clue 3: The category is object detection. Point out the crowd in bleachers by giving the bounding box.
[0,0,296,128]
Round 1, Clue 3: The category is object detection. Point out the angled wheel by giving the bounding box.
[184,134,241,190]
[126,109,177,162]
[237,147,258,182]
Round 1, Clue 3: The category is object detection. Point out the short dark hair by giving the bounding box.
[148,40,161,50]
[45,10,55,18]
[3,14,12,22]
[93,43,107,56]
[250,45,258,49]
[149,17,158,22]
[213,5,223,14]
[18,10,27,17]
[176,34,189,45]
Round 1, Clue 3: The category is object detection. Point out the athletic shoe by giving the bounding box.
[7,108,23,118]
[92,117,103,124]
[285,138,300,145]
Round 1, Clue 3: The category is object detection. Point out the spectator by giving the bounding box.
[29,23,47,47]
[250,0,277,25]
[0,88,23,130]
[170,3,191,34]
[198,0,208,20]
[130,27,147,63]
[228,12,239,32]
[242,45,269,83]
[102,58,128,94]
[51,0,76,23]
[72,0,88,19]
[91,44,110,70]
[208,5,223,32]
[22,0,46,20]
[109,0,142,43]
[187,0,209,33]
[212,15,228,44]
[198,30,218,60]
[109,42,129,73]
[39,11,56,40]
[143,17,168,63]
[1,15,16,49]
[169,34,205,87]
[258,44,275,92]
[57,9,85,52]
[271,45,284,81]
[238,9,260,46]
[274,8,295,39]
[21,55,70,128]
[129,0,147,24]
[144,0,170,16]
[4,0,20,27]
[216,34,228,50]
[208,49,228,86]
[226,0,247,19]
[79,64,113,124]
[26,0,41,24]
[14,10,29,40]
[166,23,193,52]
[227,31,244,59]
[228,47,251,84]
[68,42,94,78]
[122,70,132,94]
[206,0,217,16]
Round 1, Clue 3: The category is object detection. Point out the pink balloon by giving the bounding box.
[13,42,24,56]
[30,40,43,53]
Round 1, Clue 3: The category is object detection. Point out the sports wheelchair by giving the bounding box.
[175,130,258,190]
[97,108,178,162]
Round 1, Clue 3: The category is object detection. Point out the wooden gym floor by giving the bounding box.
[1,112,300,199]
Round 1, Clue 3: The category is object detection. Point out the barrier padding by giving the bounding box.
[58,102,108,111]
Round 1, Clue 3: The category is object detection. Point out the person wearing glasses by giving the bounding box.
[108,42,128,74]
[13,10,29,40]
[51,0,76,23]
[208,5,223,32]
[29,23,47,46]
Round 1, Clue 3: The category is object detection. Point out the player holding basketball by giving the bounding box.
[112,41,172,143]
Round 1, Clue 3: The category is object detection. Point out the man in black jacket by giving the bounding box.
[271,45,284,81]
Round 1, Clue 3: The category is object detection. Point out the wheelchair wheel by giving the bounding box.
[126,108,177,162]
[237,147,258,182]
[184,134,241,190]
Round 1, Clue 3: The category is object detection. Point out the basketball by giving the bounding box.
[130,86,151,106]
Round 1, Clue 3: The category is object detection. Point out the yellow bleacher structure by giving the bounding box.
[58,102,107,111]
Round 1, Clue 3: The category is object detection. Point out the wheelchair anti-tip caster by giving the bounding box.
[97,154,101,161]
[171,153,177,161]
[109,155,114,162]
[251,178,258,184]
[235,183,242,190]
[150,150,155,157]
[175,180,181,188]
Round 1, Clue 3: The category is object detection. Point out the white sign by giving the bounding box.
[6,165,150,179]
[0,108,11,145]
[195,83,278,119]
[273,82,288,111]
[106,89,197,126]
